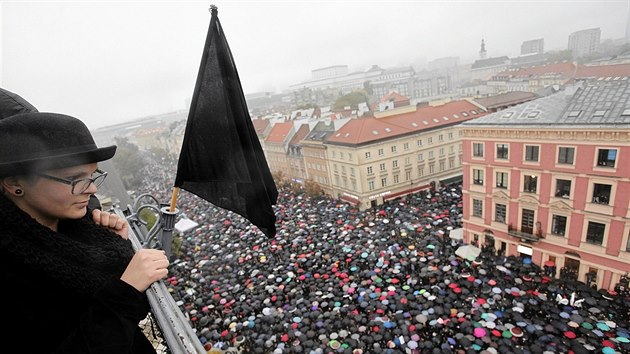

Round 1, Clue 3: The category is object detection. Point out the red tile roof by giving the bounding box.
[495,62,576,78]
[576,63,630,78]
[327,100,486,145]
[265,121,293,144]
[289,124,311,146]
[252,118,270,135]
[380,91,410,103]
[494,62,630,79]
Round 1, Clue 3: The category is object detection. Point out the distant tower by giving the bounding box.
[479,38,487,59]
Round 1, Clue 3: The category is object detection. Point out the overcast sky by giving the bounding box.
[1,0,628,130]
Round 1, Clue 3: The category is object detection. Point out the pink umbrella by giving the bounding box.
[473,327,487,338]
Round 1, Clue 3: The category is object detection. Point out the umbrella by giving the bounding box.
[455,245,481,261]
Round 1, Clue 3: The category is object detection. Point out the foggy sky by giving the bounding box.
[1,0,628,130]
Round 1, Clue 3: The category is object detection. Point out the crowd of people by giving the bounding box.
[134,158,630,354]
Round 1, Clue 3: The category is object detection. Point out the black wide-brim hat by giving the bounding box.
[0,112,116,177]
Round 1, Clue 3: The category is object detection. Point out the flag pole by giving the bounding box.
[169,187,180,212]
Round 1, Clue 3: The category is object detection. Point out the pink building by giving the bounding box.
[461,79,630,291]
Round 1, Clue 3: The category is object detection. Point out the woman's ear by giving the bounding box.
[1,176,24,196]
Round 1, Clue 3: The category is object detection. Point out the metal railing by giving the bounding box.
[113,193,248,354]
[111,197,206,354]
[507,224,543,243]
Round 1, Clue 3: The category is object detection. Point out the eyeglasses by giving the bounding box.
[37,169,108,194]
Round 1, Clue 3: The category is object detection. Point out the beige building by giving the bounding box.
[264,121,293,175]
[324,100,488,209]
[301,121,338,195]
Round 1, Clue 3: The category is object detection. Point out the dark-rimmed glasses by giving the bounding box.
[37,169,108,194]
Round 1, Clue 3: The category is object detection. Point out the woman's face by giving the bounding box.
[17,163,100,228]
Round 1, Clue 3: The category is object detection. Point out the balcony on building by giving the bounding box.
[508,223,543,243]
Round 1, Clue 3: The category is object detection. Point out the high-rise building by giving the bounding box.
[520,38,544,55]
[568,28,601,58]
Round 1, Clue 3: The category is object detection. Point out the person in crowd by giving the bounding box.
[0,111,170,353]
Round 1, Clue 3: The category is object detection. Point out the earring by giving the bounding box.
[15,189,23,195]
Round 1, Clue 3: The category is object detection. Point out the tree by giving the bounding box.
[303,179,324,198]
[111,137,147,191]
[333,90,369,110]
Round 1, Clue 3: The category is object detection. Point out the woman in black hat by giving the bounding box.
[0,112,170,353]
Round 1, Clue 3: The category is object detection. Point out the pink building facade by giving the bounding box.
[461,80,630,291]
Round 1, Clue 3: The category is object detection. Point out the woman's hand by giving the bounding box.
[121,249,170,292]
[91,209,129,239]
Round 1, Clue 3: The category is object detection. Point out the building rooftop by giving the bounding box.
[327,100,486,146]
[462,79,630,127]
[265,121,293,143]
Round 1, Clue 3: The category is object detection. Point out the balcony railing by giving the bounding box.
[508,224,543,243]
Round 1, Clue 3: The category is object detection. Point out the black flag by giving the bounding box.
[174,5,278,238]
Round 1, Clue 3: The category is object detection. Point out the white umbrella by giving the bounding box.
[455,245,481,261]
[449,228,464,240]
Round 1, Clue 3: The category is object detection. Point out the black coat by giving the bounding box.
[0,194,157,353]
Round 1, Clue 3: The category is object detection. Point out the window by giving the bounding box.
[417,139,423,147]
[473,169,484,185]
[350,167,355,176]
[333,164,338,172]
[365,151,371,159]
[405,171,411,181]
[439,148,444,156]
[592,183,611,205]
[381,177,387,187]
[551,215,567,236]
[522,209,535,234]
[597,148,617,168]
[379,163,386,171]
[429,163,435,174]
[585,221,605,245]
[449,157,454,168]
[525,145,539,162]
[368,180,375,191]
[393,174,399,183]
[428,137,433,144]
[341,166,346,174]
[448,132,453,139]
[348,153,353,161]
[496,172,508,188]
[555,179,571,198]
[418,152,424,161]
[439,160,445,171]
[403,143,409,151]
[429,151,434,159]
[405,157,410,165]
[495,203,506,223]
[439,134,444,142]
[473,199,483,217]
[558,147,574,164]
[391,145,397,153]
[392,160,398,168]
[339,152,344,160]
[523,175,537,193]
[367,166,373,174]
[496,144,509,159]
[473,143,484,157]
[418,165,424,177]
[378,148,384,156]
